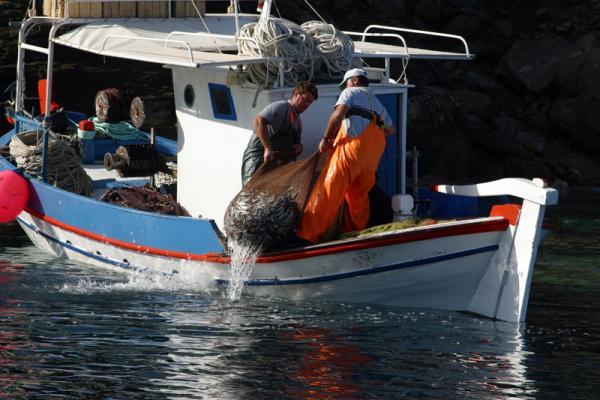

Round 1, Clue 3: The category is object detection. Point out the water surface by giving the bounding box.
[1,191,599,399]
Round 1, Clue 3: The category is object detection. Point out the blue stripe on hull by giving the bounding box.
[221,245,499,286]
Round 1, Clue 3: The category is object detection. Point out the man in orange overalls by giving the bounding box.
[297,69,396,243]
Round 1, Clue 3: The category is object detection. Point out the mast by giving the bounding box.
[259,0,272,20]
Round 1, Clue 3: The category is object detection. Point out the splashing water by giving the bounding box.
[59,260,216,294]
[226,240,262,301]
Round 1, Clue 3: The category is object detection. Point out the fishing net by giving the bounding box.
[224,153,322,252]
[100,184,190,216]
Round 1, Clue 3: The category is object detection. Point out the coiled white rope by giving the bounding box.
[301,20,356,80]
[238,18,316,88]
[9,128,92,196]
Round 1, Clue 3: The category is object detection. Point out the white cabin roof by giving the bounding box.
[53,16,268,68]
[53,16,474,70]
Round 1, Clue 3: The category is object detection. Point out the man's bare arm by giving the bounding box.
[254,115,274,161]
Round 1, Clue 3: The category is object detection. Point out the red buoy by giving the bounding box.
[0,170,29,223]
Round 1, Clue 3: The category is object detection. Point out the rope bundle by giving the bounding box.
[238,18,316,87]
[301,21,356,80]
[9,130,92,196]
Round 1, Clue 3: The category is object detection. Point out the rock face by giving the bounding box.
[1,0,600,185]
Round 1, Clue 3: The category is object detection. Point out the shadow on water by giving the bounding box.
[0,221,32,249]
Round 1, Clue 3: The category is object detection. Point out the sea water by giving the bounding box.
[1,190,599,398]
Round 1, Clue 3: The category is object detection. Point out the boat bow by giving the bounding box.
[437,178,558,322]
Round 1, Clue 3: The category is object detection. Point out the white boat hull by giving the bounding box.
[17,208,515,317]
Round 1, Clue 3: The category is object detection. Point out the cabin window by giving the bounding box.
[208,83,237,121]
[184,84,195,107]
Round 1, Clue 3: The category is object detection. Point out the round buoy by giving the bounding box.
[0,170,29,223]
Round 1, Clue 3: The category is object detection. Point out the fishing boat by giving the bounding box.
[0,0,557,322]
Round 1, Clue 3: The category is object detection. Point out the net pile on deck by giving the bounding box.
[224,153,321,252]
[100,184,189,216]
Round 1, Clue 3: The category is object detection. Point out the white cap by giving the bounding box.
[338,68,368,89]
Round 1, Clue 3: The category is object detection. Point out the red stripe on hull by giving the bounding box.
[24,207,508,264]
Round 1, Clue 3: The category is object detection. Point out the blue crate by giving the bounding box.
[80,138,149,164]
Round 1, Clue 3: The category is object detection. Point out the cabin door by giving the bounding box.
[375,93,400,197]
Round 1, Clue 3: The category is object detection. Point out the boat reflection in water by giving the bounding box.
[287,326,372,399]
[148,298,537,399]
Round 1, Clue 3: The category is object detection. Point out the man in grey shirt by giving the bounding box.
[241,81,318,184]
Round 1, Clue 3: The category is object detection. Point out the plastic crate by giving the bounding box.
[80,138,149,164]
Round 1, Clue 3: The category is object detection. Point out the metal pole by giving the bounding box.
[259,0,272,21]
[384,58,390,83]
[399,89,408,194]
[42,23,58,183]
[412,146,419,201]
[15,19,34,114]
[233,0,240,53]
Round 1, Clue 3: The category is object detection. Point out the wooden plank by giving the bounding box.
[49,0,64,17]
[147,2,160,17]
[90,0,103,17]
[77,2,91,17]
[174,1,186,18]
[137,1,147,18]
[67,1,80,17]
[118,2,137,17]
[43,0,54,16]
[56,0,65,18]
[101,2,110,17]
[103,3,114,17]
[158,1,169,17]
[186,0,205,17]
[173,1,205,18]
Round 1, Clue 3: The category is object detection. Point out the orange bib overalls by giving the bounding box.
[297,113,386,243]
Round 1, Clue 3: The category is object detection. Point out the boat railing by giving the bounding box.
[166,31,265,57]
[435,178,558,206]
[361,24,472,58]
[101,34,197,65]
[343,24,472,83]
[103,31,272,64]
[344,31,410,56]
[343,31,409,83]
[166,31,236,44]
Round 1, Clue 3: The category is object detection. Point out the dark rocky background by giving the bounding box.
[2,0,600,187]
